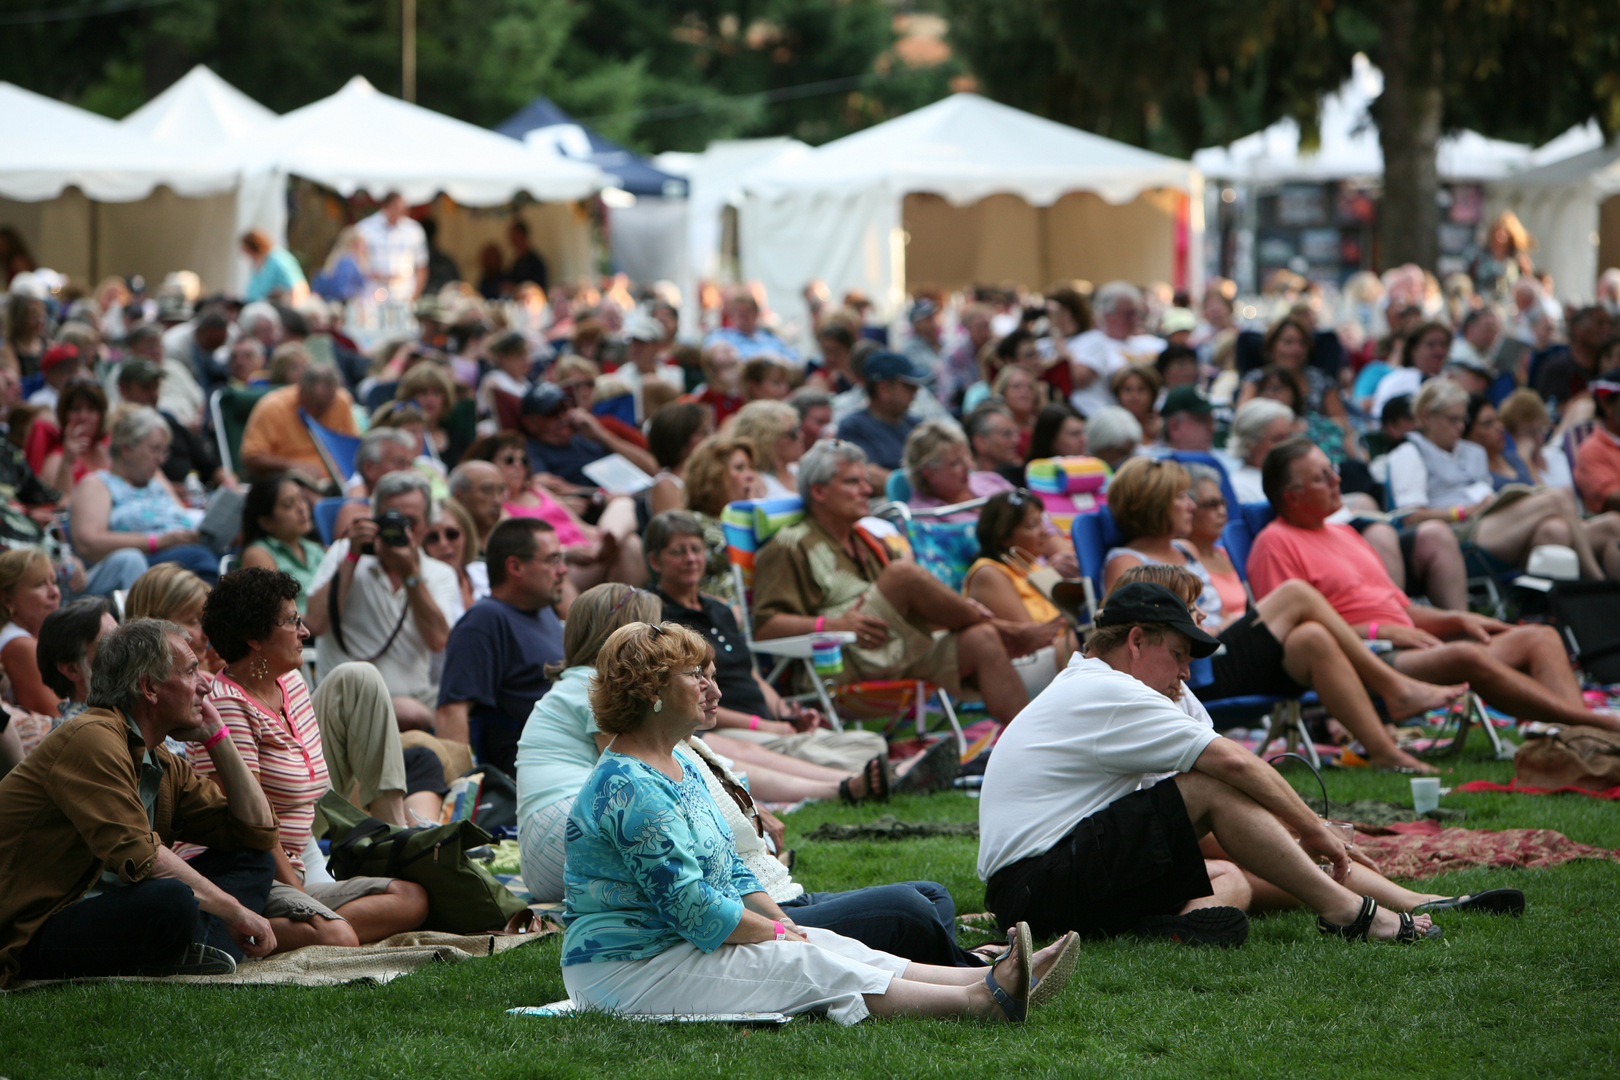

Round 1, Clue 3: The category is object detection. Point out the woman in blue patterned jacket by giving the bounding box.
[559,621,1078,1025]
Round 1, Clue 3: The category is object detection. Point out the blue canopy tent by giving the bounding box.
[495,98,686,199]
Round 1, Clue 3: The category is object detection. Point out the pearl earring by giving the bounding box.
[653,698,663,713]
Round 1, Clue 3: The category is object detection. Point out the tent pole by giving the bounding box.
[89,198,99,285]
[401,0,416,102]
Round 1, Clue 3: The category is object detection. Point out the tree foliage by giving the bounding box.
[0,0,959,153]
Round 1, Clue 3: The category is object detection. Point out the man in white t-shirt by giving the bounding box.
[354,193,428,302]
[1068,281,1166,418]
[978,582,1438,946]
[306,470,464,732]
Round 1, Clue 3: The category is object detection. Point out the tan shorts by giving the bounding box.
[264,876,393,923]
[835,582,963,694]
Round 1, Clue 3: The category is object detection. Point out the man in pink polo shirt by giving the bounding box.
[1248,438,1619,732]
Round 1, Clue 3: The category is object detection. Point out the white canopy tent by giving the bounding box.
[1193,55,1594,184]
[737,93,1202,330]
[1486,138,1620,303]
[0,79,243,290]
[250,76,605,288]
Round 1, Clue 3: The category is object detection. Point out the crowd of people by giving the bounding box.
[2,208,1604,1021]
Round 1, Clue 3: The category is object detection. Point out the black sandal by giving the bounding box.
[839,754,891,804]
[1318,896,1442,943]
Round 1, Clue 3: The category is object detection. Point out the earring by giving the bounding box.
[250,655,270,680]
[653,698,663,713]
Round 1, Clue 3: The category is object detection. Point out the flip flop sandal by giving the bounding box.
[1319,896,1442,943]
[892,737,960,796]
[983,921,1033,1022]
[838,754,891,804]
[1027,931,1080,1008]
[1413,888,1525,917]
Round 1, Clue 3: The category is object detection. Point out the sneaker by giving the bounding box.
[134,943,238,977]
[1132,906,1250,947]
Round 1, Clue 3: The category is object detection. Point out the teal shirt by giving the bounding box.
[514,666,600,823]
[244,248,308,302]
[252,536,325,614]
[561,751,762,966]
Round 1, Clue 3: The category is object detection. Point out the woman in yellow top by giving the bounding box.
[963,490,1072,695]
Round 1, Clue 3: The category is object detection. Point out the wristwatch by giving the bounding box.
[403,573,422,590]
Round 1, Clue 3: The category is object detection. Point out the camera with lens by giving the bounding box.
[359,510,412,555]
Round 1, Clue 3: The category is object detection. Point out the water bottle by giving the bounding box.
[811,635,843,678]
[184,471,207,509]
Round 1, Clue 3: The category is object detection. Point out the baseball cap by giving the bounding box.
[118,358,166,387]
[1159,385,1213,417]
[1095,582,1221,659]
[520,381,569,417]
[864,350,934,387]
[908,298,940,323]
[1160,307,1197,335]
[623,312,663,342]
[40,343,80,372]
[1445,352,1490,375]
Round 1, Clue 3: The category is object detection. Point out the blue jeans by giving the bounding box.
[19,847,275,978]
[781,880,981,967]
[79,544,220,598]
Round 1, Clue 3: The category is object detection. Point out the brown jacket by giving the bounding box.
[0,707,279,987]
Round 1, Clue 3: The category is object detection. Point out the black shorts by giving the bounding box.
[1201,609,1306,701]
[402,745,450,797]
[984,779,1213,939]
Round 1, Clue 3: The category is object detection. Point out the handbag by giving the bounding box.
[318,791,529,934]
[1514,725,1620,792]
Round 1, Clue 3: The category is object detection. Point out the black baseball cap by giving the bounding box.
[1095,582,1221,658]
[520,382,569,417]
[1159,385,1213,418]
[864,350,934,386]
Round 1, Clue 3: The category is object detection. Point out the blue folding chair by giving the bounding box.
[1166,450,1239,511]
[884,470,913,503]
[300,409,362,489]
[1071,507,1321,765]
[313,497,363,546]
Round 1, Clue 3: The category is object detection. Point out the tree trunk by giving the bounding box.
[1374,0,1444,272]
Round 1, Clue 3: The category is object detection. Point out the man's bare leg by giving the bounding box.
[875,562,1053,656]
[1410,519,1469,610]
[1180,858,1254,913]
[1391,632,1618,731]
[1200,835,1442,913]
[955,622,1029,723]
[1360,522,1405,591]
[1475,490,1604,578]
[1174,771,1431,940]
[1277,621,1435,773]
[1254,579,1464,721]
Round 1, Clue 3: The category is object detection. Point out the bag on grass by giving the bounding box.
[1547,581,1620,682]
[1514,725,1620,791]
[319,791,528,934]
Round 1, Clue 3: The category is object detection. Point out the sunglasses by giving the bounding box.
[424,527,461,545]
[497,454,525,466]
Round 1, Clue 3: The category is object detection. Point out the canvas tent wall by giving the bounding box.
[0,80,242,291]
[738,93,1201,332]
[1486,139,1620,303]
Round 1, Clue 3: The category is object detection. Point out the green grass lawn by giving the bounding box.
[4,730,1617,1080]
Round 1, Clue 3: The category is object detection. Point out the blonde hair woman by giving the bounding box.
[125,563,217,674]
[731,400,802,499]
[0,547,61,714]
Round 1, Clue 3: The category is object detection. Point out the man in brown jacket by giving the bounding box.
[0,619,281,986]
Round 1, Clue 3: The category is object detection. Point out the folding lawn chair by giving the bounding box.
[211,386,268,476]
[722,496,967,754]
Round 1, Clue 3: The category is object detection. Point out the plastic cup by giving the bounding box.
[1316,818,1356,872]
[1411,776,1441,814]
[810,636,843,678]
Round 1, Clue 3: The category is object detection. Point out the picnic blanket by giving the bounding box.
[6,928,555,993]
[1350,819,1620,880]
[1457,778,1620,800]
[804,814,980,841]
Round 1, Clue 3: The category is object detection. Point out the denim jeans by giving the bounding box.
[19,847,275,979]
[780,880,981,967]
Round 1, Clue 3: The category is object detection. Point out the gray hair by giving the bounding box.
[448,459,502,500]
[902,418,968,495]
[643,510,707,574]
[1227,398,1295,462]
[355,426,418,472]
[1085,405,1143,454]
[239,301,281,337]
[1414,376,1469,419]
[1183,462,1225,495]
[963,402,1012,449]
[299,361,341,390]
[372,468,433,518]
[787,387,831,418]
[109,406,169,459]
[798,439,868,503]
[1093,281,1144,317]
[85,618,187,714]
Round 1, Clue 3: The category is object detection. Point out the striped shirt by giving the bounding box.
[180,671,327,872]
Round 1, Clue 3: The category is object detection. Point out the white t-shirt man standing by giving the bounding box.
[354,193,428,303]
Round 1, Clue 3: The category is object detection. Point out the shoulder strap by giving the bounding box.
[327,562,411,664]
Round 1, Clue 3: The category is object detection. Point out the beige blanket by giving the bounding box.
[8,928,555,992]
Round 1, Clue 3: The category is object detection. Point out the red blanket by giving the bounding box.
[1456,778,1620,800]
[1349,819,1620,880]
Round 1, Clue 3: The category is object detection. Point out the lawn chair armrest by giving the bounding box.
[751,631,857,658]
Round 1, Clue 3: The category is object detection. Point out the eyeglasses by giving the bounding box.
[276,613,305,630]
[424,527,461,545]
[1194,498,1227,511]
[497,454,525,466]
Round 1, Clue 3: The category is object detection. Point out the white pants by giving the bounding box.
[562,926,907,1026]
[517,797,574,903]
[717,727,887,773]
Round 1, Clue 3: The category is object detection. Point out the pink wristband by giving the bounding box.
[772,920,787,941]
[147,534,157,554]
[814,616,825,633]
[1368,622,1380,642]
[748,715,761,731]
[201,725,230,751]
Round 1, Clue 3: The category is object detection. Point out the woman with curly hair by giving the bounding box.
[559,619,1078,1024]
[679,435,762,602]
[185,568,431,951]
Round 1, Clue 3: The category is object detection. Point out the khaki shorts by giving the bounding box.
[264,876,393,923]
[835,582,963,695]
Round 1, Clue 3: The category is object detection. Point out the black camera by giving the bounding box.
[359,510,412,555]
